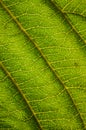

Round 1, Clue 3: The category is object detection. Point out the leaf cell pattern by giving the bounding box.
[0,0,86,129]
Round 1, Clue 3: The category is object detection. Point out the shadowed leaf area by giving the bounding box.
[0,0,86,129]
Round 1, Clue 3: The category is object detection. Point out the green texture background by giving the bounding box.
[0,0,86,129]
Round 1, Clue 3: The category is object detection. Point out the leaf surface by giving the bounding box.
[0,0,86,129]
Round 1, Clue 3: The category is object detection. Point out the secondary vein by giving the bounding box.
[64,11,86,18]
[50,0,86,46]
[0,62,43,130]
[50,0,86,129]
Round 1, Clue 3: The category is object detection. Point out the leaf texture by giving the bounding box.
[0,0,86,129]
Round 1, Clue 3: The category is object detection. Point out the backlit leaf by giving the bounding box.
[0,0,86,129]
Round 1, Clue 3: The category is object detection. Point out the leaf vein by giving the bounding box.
[0,62,43,130]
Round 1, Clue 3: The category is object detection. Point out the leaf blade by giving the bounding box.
[0,0,86,129]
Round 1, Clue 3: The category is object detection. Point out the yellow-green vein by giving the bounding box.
[0,61,43,130]
[50,0,86,46]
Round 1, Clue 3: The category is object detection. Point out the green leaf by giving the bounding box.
[0,0,86,129]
